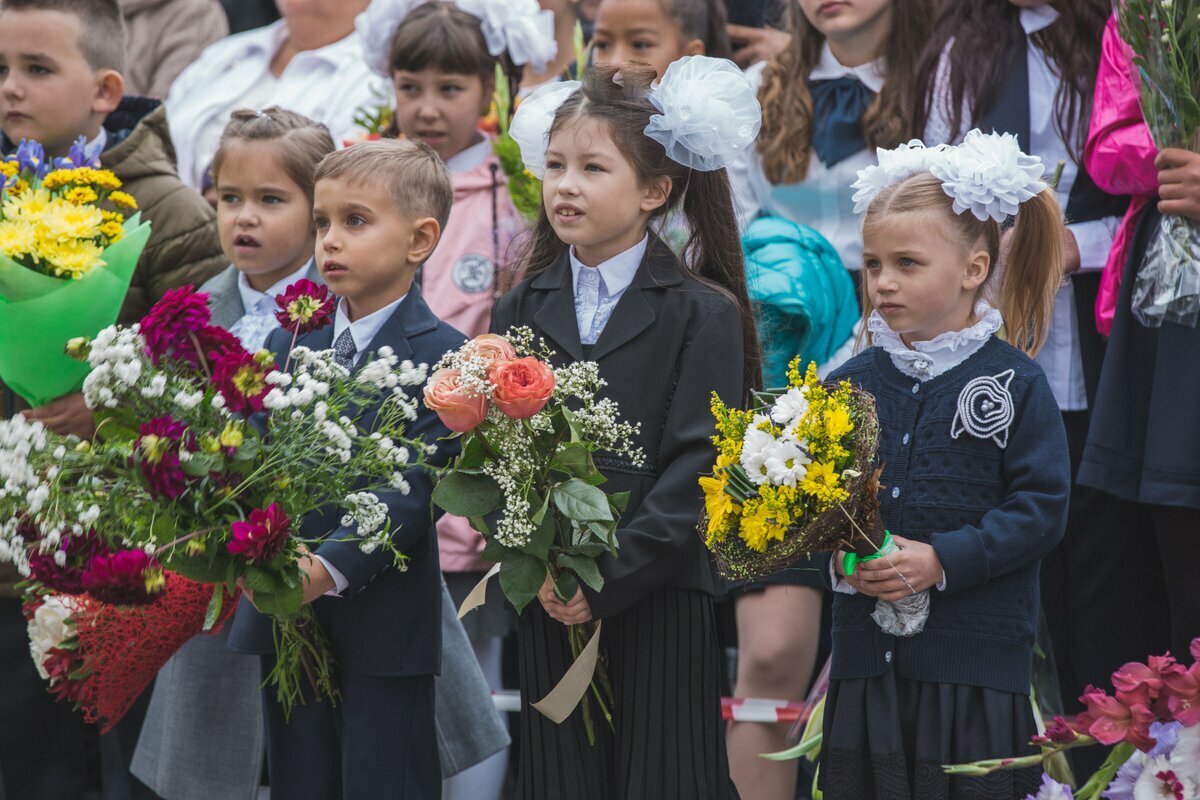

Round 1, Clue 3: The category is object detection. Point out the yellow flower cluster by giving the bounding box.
[0,164,129,278]
[701,358,859,554]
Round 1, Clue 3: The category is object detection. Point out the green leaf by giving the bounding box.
[203,585,224,631]
[552,569,579,601]
[169,553,230,584]
[180,452,221,478]
[519,509,557,561]
[561,405,582,443]
[609,491,630,515]
[569,541,610,557]
[432,472,503,517]
[93,410,138,444]
[531,489,551,526]
[245,565,279,595]
[251,584,303,618]
[467,515,491,536]
[480,536,510,563]
[552,478,612,522]
[231,437,261,464]
[455,435,487,471]
[551,441,593,477]
[558,553,604,593]
[499,552,545,613]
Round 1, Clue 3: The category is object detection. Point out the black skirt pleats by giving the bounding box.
[819,672,1041,800]
[515,587,738,800]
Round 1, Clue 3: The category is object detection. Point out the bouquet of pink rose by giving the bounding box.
[945,637,1200,799]
[0,280,435,718]
[423,328,642,742]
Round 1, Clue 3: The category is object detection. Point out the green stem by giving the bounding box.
[1075,742,1135,800]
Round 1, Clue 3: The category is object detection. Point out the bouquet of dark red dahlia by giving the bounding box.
[0,280,434,718]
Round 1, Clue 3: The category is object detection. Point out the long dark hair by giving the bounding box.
[520,62,761,397]
[914,0,1109,160]
[757,0,934,185]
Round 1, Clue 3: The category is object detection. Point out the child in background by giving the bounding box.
[130,107,333,800]
[820,133,1071,798]
[499,57,761,799]
[357,3,557,795]
[591,0,732,77]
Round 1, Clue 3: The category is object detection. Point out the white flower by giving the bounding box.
[80,505,101,525]
[852,139,953,213]
[1170,726,1200,783]
[1130,754,1197,800]
[739,415,776,486]
[763,439,811,488]
[341,491,389,536]
[211,393,226,409]
[173,389,204,410]
[929,129,1046,222]
[52,445,66,460]
[27,596,78,680]
[140,374,167,399]
[769,387,810,427]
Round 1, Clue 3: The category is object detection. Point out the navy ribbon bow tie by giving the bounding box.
[808,76,875,168]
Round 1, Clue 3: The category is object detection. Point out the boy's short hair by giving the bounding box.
[314,139,453,232]
[1,0,126,73]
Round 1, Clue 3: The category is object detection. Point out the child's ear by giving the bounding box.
[92,69,124,117]
[963,248,990,291]
[684,38,706,58]
[407,216,442,266]
[639,176,672,214]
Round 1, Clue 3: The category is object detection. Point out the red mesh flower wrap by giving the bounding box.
[55,572,237,732]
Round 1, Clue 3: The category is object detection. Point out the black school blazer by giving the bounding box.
[491,235,745,619]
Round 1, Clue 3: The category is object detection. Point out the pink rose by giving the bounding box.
[468,334,517,366]
[423,369,488,432]
[488,357,555,419]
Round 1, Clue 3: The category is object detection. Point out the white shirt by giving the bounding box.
[165,20,390,188]
[728,46,886,271]
[444,134,491,174]
[317,293,408,595]
[924,7,1120,410]
[568,236,647,344]
[229,260,312,350]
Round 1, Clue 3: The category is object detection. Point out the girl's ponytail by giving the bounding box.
[681,168,763,396]
[996,188,1063,357]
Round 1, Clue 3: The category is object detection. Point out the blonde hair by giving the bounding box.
[860,172,1064,356]
[756,0,935,185]
[313,139,453,231]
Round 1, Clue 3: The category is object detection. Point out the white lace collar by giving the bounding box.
[867,301,1003,381]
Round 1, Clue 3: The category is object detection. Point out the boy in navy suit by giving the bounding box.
[228,138,465,800]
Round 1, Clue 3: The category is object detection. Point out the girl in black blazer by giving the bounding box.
[491,60,761,799]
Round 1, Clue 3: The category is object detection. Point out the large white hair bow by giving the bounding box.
[645,56,762,172]
[509,80,582,179]
[355,0,557,78]
[851,130,1047,222]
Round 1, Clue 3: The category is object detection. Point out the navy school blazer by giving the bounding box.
[227,287,466,677]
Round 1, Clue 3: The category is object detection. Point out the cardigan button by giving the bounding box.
[891,487,900,499]
[902,433,910,445]
[911,383,920,394]
[885,650,893,663]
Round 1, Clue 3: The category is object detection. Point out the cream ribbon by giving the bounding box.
[456,562,501,619]
[531,621,603,723]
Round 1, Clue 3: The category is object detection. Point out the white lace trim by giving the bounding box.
[867,301,1002,381]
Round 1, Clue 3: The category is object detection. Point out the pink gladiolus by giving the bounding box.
[1162,664,1200,727]
[1078,686,1158,751]
[1113,660,1163,708]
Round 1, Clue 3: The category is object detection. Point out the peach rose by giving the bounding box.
[469,333,517,367]
[489,357,555,419]
[423,369,488,432]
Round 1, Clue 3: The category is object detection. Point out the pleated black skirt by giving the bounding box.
[515,587,738,800]
[819,672,1041,800]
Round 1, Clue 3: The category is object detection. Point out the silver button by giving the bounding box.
[902,433,910,445]
[911,383,920,393]
[891,487,900,499]
[885,651,893,663]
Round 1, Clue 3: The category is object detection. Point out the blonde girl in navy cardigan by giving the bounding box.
[817,133,1071,799]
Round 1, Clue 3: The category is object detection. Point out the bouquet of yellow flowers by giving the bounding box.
[699,358,884,580]
[0,138,151,406]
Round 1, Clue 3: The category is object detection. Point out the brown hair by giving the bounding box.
[1,0,125,72]
[519,62,761,397]
[756,0,934,185]
[655,0,733,60]
[314,138,453,231]
[210,107,336,203]
[860,172,1063,356]
[388,1,522,115]
[914,0,1109,162]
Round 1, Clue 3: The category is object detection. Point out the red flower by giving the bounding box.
[1113,660,1164,708]
[488,357,555,419]
[43,647,85,702]
[274,279,335,335]
[29,527,109,594]
[1162,662,1200,726]
[213,350,274,414]
[132,416,195,500]
[1076,685,1157,751]
[195,324,248,363]
[1031,715,1079,746]
[81,550,165,605]
[139,286,212,366]
[227,504,291,565]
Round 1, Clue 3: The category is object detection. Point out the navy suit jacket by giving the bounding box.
[228,288,466,677]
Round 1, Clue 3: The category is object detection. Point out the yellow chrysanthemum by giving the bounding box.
[87,169,121,190]
[825,405,853,440]
[0,220,38,258]
[700,474,739,544]
[108,190,137,210]
[38,238,104,278]
[99,220,123,242]
[4,187,52,218]
[739,502,785,553]
[801,461,839,495]
[0,161,16,178]
[38,200,103,243]
[63,185,98,205]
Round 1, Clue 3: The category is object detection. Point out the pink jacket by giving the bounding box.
[426,144,521,573]
[1085,15,1159,336]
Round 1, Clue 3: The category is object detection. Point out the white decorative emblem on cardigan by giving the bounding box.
[951,369,1015,449]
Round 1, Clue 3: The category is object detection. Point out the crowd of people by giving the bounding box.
[0,0,1197,798]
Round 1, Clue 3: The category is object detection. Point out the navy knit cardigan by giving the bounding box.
[818,336,1071,694]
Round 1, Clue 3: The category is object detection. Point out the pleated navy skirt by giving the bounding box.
[515,587,738,800]
[819,671,1041,800]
